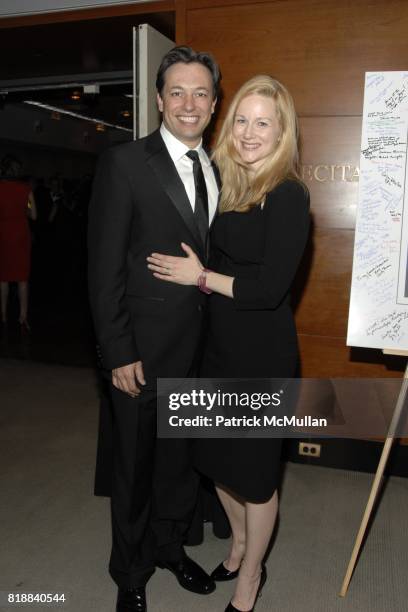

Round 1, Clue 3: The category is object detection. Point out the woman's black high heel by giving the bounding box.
[224,565,267,612]
[211,560,240,581]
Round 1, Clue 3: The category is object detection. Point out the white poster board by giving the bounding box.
[347,71,408,350]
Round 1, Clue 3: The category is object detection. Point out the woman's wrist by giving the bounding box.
[197,268,213,294]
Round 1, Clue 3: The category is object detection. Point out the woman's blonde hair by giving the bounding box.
[213,75,301,212]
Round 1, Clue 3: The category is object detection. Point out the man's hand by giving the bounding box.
[112,361,146,398]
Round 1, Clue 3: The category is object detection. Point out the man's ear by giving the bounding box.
[211,98,217,114]
[157,93,163,112]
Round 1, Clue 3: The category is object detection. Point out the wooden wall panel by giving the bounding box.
[294,228,354,339]
[175,0,187,42]
[185,0,408,117]
[299,117,361,230]
[299,335,405,378]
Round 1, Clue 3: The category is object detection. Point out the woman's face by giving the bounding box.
[232,94,281,172]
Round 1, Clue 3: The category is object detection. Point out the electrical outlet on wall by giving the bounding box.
[298,442,321,458]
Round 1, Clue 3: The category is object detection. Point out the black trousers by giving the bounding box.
[108,384,199,588]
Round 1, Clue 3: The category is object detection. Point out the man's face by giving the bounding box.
[157,62,216,147]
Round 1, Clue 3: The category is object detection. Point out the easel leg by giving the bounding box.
[339,362,408,597]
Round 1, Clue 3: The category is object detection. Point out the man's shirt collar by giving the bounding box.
[160,123,210,166]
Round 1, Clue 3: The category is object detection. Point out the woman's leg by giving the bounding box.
[1,282,9,322]
[231,490,278,610]
[215,484,246,571]
[18,281,28,324]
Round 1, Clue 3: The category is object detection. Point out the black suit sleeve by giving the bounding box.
[88,148,139,369]
[232,180,310,310]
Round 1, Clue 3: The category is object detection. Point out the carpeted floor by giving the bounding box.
[0,359,407,611]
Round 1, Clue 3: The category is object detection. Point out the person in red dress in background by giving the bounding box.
[0,156,37,329]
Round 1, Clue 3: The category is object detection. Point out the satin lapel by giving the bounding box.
[209,160,221,232]
[145,130,204,254]
[212,161,222,192]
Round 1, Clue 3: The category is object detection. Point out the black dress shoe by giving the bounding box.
[157,555,216,595]
[116,587,146,612]
[211,560,239,581]
[224,565,267,612]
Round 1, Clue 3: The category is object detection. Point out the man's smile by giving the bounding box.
[177,116,200,123]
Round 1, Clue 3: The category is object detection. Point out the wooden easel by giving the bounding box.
[339,349,408,597]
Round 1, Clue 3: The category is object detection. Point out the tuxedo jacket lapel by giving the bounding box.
[210,161,221,231]
[212,161,222,192]
[145,130,205,255]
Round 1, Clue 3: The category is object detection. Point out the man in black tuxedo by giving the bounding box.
[88,47,221,611]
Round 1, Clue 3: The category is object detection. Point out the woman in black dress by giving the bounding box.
[147,75,310,612]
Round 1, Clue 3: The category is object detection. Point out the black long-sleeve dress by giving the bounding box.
[194,179,310,503]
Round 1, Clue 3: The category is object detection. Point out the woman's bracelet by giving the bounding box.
[197,268,213,294]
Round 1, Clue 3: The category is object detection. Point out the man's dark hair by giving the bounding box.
[156,46,221,99]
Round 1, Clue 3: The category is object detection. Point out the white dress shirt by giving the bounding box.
[160,123,218,224]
